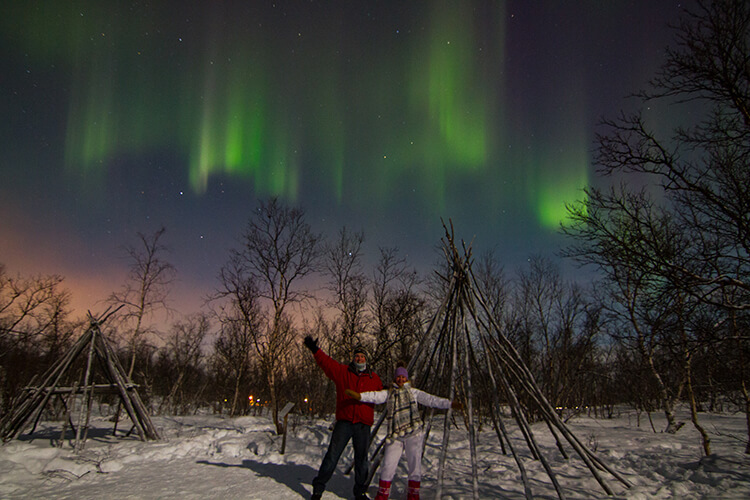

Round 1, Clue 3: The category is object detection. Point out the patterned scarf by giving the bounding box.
[386,383,422,442]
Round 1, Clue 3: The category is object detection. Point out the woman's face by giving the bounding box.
[395,374,407,387]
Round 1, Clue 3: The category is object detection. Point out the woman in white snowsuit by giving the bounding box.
[345,364,460,500]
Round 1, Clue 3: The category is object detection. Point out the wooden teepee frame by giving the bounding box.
[0,308,160,449]
[365,222,632,499]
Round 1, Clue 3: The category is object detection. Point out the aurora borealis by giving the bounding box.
[0,1,685,315]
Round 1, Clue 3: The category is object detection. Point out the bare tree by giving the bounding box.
[564,0,750,452]
[371,246,424,373]
[511,256,599,413]
[212,309,259,417]
[0,265,75,413]
[589,0,750,309]
[473,249,510,327]
[517,256,562,378]
[216,198,320,431]
[322,227,370,352]
[0,265,71,349]
[294,308,337,418]
[109,227,176,379]
[159,313,210,414]
[565,188,691,432]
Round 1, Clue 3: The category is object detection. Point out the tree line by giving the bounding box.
[1,0,749,456]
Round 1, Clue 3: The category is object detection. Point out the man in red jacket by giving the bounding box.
[304,335,383,500]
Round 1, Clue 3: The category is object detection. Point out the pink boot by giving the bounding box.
[374,479,392,500]
[407,480,420,500]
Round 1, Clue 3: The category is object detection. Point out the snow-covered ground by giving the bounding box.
[0,407,748,499]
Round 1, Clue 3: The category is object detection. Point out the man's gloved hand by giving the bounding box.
[303,335,319,354]
[344,389,361,401]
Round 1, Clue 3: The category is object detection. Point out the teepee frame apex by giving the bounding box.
[367,220,633,499]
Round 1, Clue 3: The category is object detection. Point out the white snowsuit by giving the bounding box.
[359,383,452,482]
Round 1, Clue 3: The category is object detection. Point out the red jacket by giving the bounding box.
[314,349,383,425]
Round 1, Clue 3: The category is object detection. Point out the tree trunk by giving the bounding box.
[733,312,750,455]
[268,369,282,434]
[128,312,145,379]
[160,370,186,415]
[637,327,682,434]
[687,375,710,456]
[646,351,680,433]
[683,330,710,456]
[230,368,244,417]
[743,381,750,455]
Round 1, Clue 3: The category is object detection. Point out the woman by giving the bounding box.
[345,363,460,500]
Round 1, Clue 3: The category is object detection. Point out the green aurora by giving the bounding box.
[3,1,590,230]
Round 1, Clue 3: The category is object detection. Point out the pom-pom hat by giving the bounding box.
[353,345,368,360]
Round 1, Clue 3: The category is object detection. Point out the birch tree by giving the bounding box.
[159,313,210,414]
[322,227,370,358]
[109,227,176,379]
[371,246,424,371]
[217,198,320,432]
[0,265,74,412]
[564,0,750,452]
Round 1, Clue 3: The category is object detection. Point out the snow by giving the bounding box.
[1,408,748,499]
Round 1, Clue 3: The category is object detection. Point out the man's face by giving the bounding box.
[395,375,407,387]
[353,353,366,365]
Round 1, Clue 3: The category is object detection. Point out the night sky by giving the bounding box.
[0,1,687,319]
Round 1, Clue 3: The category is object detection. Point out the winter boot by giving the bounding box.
[373,480,391,500]
[406,480,420,500]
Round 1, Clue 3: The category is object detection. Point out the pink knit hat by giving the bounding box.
[395,366,408,379]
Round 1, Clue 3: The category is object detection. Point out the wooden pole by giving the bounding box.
[435,303,459,499]
[280,414,288,454]
[484,365,533,500]
[459,306,480,500]
[58,379,80,448]
[278,402,295,455]
[74,325,98,452]
[15,328,94,438]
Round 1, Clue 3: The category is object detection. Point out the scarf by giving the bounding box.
[386,383,422,442]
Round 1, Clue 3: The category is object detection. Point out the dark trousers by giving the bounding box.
[312,420,371,497]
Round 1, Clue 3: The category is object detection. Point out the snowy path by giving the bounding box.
[1,409,749,499]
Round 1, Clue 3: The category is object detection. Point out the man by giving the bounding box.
[304,335,383,500]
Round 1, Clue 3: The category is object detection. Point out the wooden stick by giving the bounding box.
[74,324,98,451]
[435,297,459,499]
[459,305,480,499]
